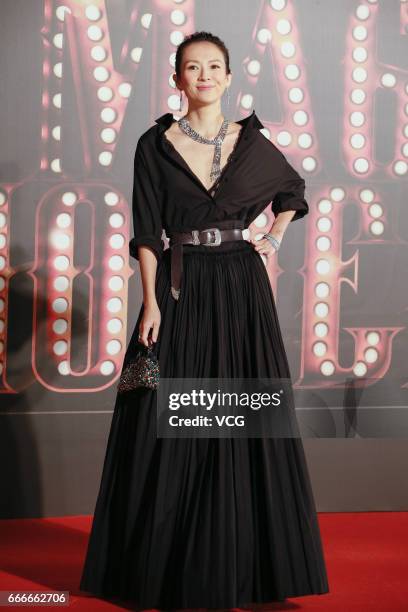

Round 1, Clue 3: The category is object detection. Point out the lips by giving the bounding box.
[197,86,213,90]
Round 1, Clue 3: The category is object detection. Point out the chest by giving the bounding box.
[163,125,243,192]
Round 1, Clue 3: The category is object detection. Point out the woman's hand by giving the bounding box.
[138,301,161,347]
[250,231,283,258]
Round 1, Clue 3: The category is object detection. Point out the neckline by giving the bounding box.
[162,122,245,196]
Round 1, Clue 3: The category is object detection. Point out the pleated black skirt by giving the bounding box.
[79,240,329,609]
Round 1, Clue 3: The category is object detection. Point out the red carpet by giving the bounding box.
[1,512,407,611]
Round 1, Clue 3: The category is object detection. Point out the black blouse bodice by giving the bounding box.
[129,109,309,262]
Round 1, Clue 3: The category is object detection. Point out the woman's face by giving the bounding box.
[175,41,232,107]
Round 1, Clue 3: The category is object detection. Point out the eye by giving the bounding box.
[211,64,221,68]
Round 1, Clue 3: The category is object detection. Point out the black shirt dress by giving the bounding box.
[79,110,330,608]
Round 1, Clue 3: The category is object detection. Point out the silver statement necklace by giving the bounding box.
[177,115,229,185]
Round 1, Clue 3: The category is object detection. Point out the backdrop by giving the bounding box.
[1,0,407,517]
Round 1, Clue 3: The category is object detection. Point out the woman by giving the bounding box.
[80,31,330,609]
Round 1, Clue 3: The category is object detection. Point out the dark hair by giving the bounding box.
[175,31,231,79]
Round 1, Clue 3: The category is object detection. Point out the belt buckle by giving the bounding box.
[191,230,201,245]
[202,227,222,246]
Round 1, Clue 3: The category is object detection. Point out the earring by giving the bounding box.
[179,90,183,112]
[226,87,230,109]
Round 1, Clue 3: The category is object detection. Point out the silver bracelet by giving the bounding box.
[263,233,281,251]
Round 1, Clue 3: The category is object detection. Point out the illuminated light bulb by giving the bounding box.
[240,94,253,109]
[62,192,77,206]
[247,60,261,76]
[288,87,303,103]
[52,297,69,313]
[53,62,62,78]
[317,217,332,232]
[318,199,332,214]
[90,46,107,62]
[352,67,367,83]
[301,156,317,172]
[168,94,180,111]
[85,5,102,21]
[351,88,366,104]
[393,160,408,175]
[109,213,125,228]
[53,340,68,356]
[170,30,184,46]
[53,276,70,292]
[314,302,329,317]
[108,255,124,271]
[108,276,124,291]
[130,47,143,63]
[53,33,63,49]
[352,47,368,62]
[270,0,287,10]
[87,25,103,41]
[52,93,62,108]
[109,234,125,249]
[314,322,328,338]
[352,26,367,41]
[101,128,116,144]
[56,6,71,21]
[281,41,295,58]
[50,159,62,173]
[381,72,397,88]
[257,29,272,44]
[320,360,335,376]
[170,9,185,25]
[53,255,70,271]
[50,231,70,249]
[366,331,380,345]
[369,220,384,235]
[277,131,292,146]
[52,318,68,334]
[329,184,347,207]
[293,110,308,126]
[353,157,370,173]
[356,5,370,20]
[285,64,300,80]
[107,297,122,313]
[313,341,327,357]
[99,151,113,166]
[315,259,331,275]
[107,318,123,334]
[58,361,70,375]
[298,133,313,149]
[368,203,383,218]
[101,107,117,123]
[350,111,365,127]
[276,19,291,35]
[141,13,153,28]
[52,126,61,140]
[97,86,113,102]
[353,361,367,376]
[350,133,365,149]
[100,361,115,375]
[316,236,331,251]
[315,282,330,298]
[364,347,378,363]
[106,340,121,355]
[359,188,374,203]
[94,66,110,82]
[118,82,131,97]
[104,192,119,206]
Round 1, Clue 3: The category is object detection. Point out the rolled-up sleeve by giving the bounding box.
[129,139,164,262]
[271,151,309,222]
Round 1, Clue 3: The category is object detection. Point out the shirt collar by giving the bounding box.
[154,109,264,131]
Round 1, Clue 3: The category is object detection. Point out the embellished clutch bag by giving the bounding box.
[117,342,160,393]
